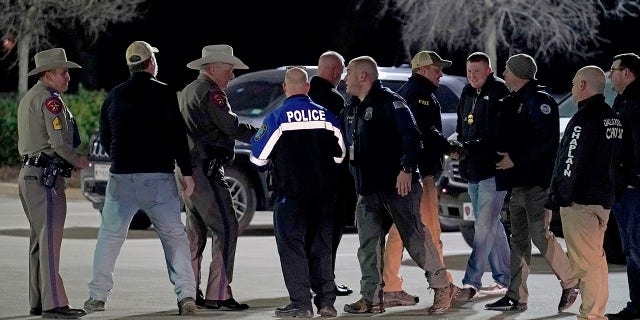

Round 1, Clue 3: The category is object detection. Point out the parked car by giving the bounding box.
[436,76,626,264]
[81,66,467,233]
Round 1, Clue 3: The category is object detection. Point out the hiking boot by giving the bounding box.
[479,282,508,295]
[558,283,580,312]
[84,297,105,312]
[178,297,197,316]
[343,297,383,314]
[275,303,313,318]
[383,290,419,307]
[428,282,461,314]
[485,296,527,311]
[318,305,337,317]
[606,303,640,320]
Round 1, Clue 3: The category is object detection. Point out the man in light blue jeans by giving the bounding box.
[84,40,197,316]
[453,52,511,297]
[463,177,510,291]
[88,173,196,305]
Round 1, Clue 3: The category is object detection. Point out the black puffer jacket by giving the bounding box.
[456,74,509,183]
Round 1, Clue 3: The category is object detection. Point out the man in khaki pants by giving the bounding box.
[545,66,622,319]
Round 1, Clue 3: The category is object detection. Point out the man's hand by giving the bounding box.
[181,176,195,199]
[496,152,514,170]
[76,155,90,169]
[396,171,412,196]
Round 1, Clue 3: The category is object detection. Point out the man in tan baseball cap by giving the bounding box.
[84,40,198,315]
[125,40,158,66]
[410,50,452,70]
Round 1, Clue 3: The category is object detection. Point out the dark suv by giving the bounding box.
[437,77,625,264]
[81,66,467,232]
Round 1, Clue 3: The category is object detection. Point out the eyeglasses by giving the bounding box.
[285,66,307,71]
[610,67,626,73]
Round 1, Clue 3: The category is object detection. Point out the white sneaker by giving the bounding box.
[478,282,507,295]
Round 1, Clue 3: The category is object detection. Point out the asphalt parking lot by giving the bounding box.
[0,191,631,320]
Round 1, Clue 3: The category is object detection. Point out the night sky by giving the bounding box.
[1,0,639,94]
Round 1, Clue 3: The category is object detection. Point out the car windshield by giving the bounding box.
[558,74,617,118]
[227,79,284,117]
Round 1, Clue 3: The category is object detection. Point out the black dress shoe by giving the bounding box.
[42,305,87,319]
[29,307,42,315]
[336,284,353,296]
[213,298,249,311]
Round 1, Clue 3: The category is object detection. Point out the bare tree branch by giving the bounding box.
[390,0,639,70]
[0,0,146,94]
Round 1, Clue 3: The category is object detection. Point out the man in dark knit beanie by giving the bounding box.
[486,53,580,312]
[505,54,537,80]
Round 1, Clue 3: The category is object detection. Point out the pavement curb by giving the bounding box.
[0,182,84,200]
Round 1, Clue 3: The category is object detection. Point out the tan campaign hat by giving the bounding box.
[410,50,452,69]
[125,41,158,66]
[186,44,249,70]
[27,48,81,76]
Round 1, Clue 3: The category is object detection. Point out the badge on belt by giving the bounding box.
[467,114,474,125]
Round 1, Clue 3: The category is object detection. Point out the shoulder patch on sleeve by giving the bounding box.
[45,97,63,114]
[393,100,407,109]
[211,91,228,109]
[52,116,62,130]
[254,124,267,141]
[540,104,551,115]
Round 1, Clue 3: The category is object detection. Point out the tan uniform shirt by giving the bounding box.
[17,80,81,166]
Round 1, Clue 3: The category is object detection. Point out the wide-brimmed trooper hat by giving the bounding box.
[186,44,249,70]
[27,48,81,76]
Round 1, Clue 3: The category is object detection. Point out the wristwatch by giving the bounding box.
[402,166,413,173]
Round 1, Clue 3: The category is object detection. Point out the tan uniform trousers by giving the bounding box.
[383,176,453,292]
[561,204,610,320]
[18,166,69,310]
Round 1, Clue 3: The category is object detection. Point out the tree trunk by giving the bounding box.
[18,33,30,97]
[484,18,498,73]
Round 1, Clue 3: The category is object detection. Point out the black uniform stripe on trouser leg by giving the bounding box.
[45,188,61,307]
[211,178,232,298]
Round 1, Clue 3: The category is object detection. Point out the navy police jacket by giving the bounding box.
[498,81,559,189]
[545,94,622,210]
[250,94,345,200]
[341,80,422,195]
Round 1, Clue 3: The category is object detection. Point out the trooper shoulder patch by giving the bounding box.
[52,116,62,130]
[540,104,551,115]
[45,97,63,114]
[211,91,227,109]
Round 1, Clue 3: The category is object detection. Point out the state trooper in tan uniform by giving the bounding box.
[17,48,89,319]
[177,44,256,310]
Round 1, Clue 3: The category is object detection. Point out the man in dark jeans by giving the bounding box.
[487,53,579,312]
[308,50,355,297]
[607,53,640,320]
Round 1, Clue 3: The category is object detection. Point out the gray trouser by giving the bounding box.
[507,186,577,303]
[355,183,448,302]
